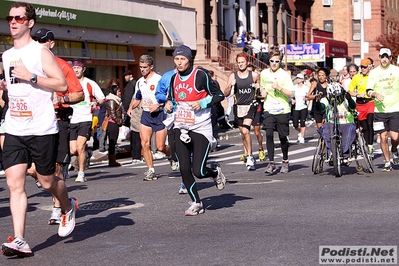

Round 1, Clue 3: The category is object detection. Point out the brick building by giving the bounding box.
[311,0,399,68]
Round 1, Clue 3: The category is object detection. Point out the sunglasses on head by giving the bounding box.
[6,15,27,24]
[269,59,280,63]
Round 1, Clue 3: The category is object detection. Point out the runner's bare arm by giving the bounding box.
[12,48,67,92]
[224,73,235,96]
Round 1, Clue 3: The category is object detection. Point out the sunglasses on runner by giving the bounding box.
[6,15,27,24]
[269,59,280,63]
[360,65,368,69]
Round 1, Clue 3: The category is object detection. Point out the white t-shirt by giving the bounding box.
[293,84,309,111]
[251,39,261,54]
[70,77,105,123]
[2,41,58,136]
[260,42,269,53]
[135,73,162,112]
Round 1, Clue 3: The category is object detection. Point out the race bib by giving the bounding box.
[237,105,250,118]
[373,121,384,131]
[269,102,284,114]
[142,98,153,111]
[175,105,195,124]
[9,96,32,118]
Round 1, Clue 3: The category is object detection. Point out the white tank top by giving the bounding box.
[2,40,58,136]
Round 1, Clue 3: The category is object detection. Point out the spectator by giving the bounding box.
[229,31,238,47]
[260,37,269,64]
[104,79,123,167]
[237,30,247,48]
[250,36,262,60]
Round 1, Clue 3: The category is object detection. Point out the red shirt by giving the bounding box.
[54,56,83,109]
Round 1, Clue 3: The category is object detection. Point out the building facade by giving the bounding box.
[311,0,399,69]
[0,0,196,86]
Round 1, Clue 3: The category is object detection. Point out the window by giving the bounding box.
[323,20,333,32]
[322,0,333,6]
[352,19,361,41]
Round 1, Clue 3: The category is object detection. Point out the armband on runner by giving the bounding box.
[367,90,373,98]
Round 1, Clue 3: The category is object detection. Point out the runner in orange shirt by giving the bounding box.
[28,28,84,225]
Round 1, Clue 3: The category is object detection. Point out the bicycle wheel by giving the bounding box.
[357,132,374,173]
[312,137,325,174]
[331,138,342,177]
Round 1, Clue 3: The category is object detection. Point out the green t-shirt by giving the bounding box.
[367,64,399,113]
[260,68,294,114]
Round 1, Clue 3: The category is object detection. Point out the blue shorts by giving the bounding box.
[140,110,166,132]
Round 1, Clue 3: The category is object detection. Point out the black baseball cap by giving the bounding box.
[123,70,133,76]
[32,28,55,42]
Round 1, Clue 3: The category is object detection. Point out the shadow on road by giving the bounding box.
[33,212,134,253]
[201,193,252,210]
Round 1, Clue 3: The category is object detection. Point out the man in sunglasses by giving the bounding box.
[0,2,78,257]
[366,48,399,172]
[259,49,294,174]
[27,28,84,225]
[348,58,374,158]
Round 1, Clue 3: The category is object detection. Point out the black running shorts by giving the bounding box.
[2,133,57,175]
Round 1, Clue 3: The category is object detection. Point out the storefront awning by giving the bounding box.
[313,36,348,58]
[159,20,184,48]
[51,41,135,62]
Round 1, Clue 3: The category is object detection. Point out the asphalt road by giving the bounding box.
[1,123,398,266]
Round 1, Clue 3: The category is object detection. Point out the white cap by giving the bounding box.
[295,73,304,79]
[379,48,392,57]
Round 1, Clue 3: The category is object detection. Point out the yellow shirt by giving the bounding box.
[367,64,399,113]
[348,73,370,97]
[260,68,294,114]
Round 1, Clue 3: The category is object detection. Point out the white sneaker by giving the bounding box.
[299,137,305,144]
[58,197,78,237]
[75,172,87,183]
[246,155,256,171]
[131,159,145,164]
[153,151,166,160]
[1,236,32,257]
[185,201,204,216]
[211,162,226,190]
[171,160,179,171]
[48,207,62,225]
[35,178,42,188]
[178,183,188,194]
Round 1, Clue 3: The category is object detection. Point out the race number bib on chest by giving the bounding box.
[9,96,32,117]
[237,105,250,118]
[142,98,153,108]
[175,105,195,124]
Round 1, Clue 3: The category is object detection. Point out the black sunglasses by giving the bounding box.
[6,15,27,24]
[360,65,368,69]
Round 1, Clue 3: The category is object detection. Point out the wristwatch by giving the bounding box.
[63,96,70,103]
[30,73,37,84]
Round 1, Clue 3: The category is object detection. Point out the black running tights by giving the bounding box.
[265,128,289,161]
[359,113,374,146]
[174,129,217,203]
